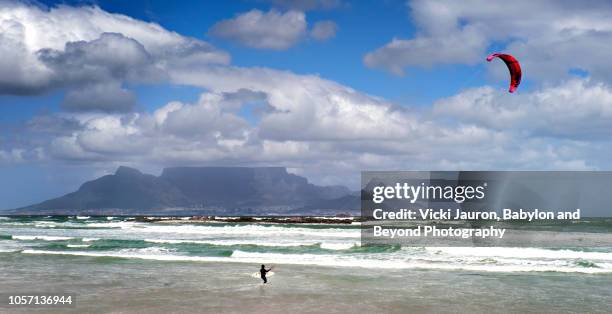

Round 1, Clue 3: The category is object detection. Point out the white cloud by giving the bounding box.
[433,78,612,139]
[364,0,612,81]
[0,3,228,62]
[209,9,307,50]
[61,82,136,113]
[25,75,606,187]
[169,65,419,141]
[0,3,228,110]
[38,32,163,85]
[310,20,337,41]
[364,27,485,76]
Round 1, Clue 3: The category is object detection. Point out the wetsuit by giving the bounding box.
[260,268,270,283]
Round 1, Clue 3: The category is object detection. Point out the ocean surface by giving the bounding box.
[1,216,612,313]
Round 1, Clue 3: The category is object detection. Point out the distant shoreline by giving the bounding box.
[0,215,359,224]
[146,216,357,224]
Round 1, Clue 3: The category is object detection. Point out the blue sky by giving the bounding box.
[1,0,612,209]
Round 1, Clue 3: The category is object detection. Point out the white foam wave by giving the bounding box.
[82,238,100,242]
[424,247,612,261]
[0,249,20,253]
[229,250,612,274]
[12,235,74,241]
[22,249,226,262]
[135,224,359,238]
[67,244,90,248]
[119,247,174,254]
[85,222,136,228]
[144,239,310,247]
[20,249,612,274]
[82,221,359,238]
[312,216,354,220]
[34,223,57,228]
[0,241,23,253]
[143,238,356,249]
[320,242,357,250]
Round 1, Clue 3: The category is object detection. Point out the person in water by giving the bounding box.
[260,264,272,283]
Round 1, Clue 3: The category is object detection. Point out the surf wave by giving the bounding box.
[19,248,612,274]
[6,218,612,275]
[0,240,24,253]
[140,224,360,238]
[320,242,358,250]
[85,222,360,238]
[144,239,310,247]
[12,235,74,241]
[143,238,357,250]
[85,222,137,228]
[423,247,612,261]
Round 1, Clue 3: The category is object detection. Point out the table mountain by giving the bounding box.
[11,166,358,215]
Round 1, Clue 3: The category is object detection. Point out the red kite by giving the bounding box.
[486,53,522,93]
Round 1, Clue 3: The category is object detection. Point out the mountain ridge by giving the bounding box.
[8,166,359,215]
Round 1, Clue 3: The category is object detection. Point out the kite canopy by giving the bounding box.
[486,53,522,93]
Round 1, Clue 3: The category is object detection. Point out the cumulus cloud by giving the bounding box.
[434,78,612,139]
[45,92,254,163]
[0,3,228,110]
[209,9,307,50]
[364,0,612,81]
[7,71,603,186]
[310,20,337,40]
[45,67,422,164]
[364,28,485,76]
[169,65,420,141]
[38,32,163,86]
[61,83,137,113]
[26,114,82,136]
[209,9,339,49]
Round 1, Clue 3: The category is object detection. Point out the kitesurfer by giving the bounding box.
[260,264,272,283]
